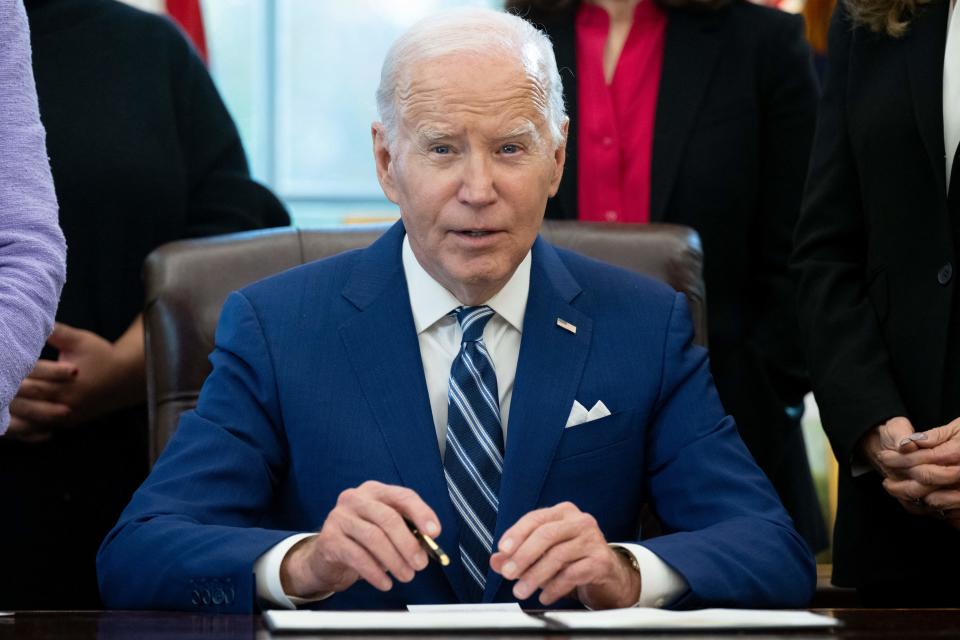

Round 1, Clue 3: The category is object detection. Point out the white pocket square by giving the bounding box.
[564,400,612,428]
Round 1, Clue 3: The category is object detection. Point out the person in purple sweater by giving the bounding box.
[0,0,67,435]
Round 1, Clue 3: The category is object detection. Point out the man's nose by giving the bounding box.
[457,154,497,207]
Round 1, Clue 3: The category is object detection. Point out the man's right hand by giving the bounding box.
[279,481,440,598]
[859,416,927,515]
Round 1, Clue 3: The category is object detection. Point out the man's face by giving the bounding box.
[373,52,566,304]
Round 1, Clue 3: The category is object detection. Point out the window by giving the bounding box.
[205,0,500,228]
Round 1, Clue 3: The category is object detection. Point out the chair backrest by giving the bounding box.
[143,221,705,464]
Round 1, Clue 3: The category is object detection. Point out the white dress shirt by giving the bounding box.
[945,0,960,190]
[254,235,686,609]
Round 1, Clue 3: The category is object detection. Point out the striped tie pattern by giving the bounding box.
[444,305,504,600]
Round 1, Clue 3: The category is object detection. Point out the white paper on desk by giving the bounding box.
[407,602,522,612]
[544,608,839,630]
[264,610,547,633]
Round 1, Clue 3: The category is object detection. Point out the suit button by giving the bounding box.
[939,262,953,285]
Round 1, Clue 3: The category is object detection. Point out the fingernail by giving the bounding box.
[425,521,439,536]
[416,552,428,569]
[500,538,514,552]
[909,433,928,441]
[513,581,530,599]
[899,437,914,447]
[503,561,517,578]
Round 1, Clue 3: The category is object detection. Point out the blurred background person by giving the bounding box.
[0,0,67,433]
[507,0,826,554]
[0,0,289,609]
[794,0,960,606]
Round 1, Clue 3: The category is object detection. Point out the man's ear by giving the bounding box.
[547,118,569,197]
[372,122,400,204]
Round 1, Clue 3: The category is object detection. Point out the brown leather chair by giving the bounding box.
[143,221,705,464]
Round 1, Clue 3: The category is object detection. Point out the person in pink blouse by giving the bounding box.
[508,0,825,553]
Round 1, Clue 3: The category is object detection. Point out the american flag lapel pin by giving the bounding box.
[556,318,577,334]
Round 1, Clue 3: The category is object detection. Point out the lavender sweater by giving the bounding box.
[0,0,67,433]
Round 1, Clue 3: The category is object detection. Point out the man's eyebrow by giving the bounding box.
[495,122,538,141]
[415,127,455,143]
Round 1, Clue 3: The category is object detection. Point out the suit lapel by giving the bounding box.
[338,223,471,603]
[483,238,593,601]
[650,10,724,222]
[903,0,949,197]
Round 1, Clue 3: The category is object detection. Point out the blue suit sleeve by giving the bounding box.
[97,292,298,613]
[642,293,816,608]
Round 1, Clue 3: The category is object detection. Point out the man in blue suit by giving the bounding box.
[97,8,814,613]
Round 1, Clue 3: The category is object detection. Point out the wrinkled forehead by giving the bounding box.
[395,51,551,138]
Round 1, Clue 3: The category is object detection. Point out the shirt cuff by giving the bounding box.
[610,543,688,608]
[254,533,332,609]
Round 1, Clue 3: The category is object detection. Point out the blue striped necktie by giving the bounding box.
[443,305,504,601]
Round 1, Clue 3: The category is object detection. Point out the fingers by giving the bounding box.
[333,482,437,586]
[342,499,425,582]
[496,503,566,558]
[333,536,393,592]
[921,488,960,512]
[497,510,581,584]
[880,417,916,449]
[3,416,53,444]
[46,322,85,351]
[9,397,71,426]
[911,417,960,450]
[374,483,441,538]
[509,538,581,601]
[493,502,611,604]
[18,377,67,403]
[539,557,594,605]
[27,360,78,383]
[891,464,960,487]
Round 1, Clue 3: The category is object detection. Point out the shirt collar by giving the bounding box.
[402,234,530,335]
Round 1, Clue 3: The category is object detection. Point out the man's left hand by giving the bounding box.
[489,502,640,609]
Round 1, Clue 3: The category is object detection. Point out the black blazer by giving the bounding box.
[794,0,960,596]
[526,1,825,550]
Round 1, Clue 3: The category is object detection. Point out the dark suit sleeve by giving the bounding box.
[97,292,297,613]
[172,30,290,236]
[749,12,818,402]
[792,5,907,467]
[720,13,818,473]
[642,294,815,609]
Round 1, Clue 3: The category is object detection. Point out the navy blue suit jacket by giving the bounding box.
[97,222,814,612]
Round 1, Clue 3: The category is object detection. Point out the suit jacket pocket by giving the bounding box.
[554,408,637,462]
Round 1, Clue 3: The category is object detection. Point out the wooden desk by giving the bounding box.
[1,609,958,639]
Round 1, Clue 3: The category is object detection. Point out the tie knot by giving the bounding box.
[455,306,494,343]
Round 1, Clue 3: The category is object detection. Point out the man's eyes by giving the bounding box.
[426,143,523,155]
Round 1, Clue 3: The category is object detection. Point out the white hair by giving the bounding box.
[375,7,567,150]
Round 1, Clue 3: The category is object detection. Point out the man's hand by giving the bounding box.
[877,417,960,527]
[489,502,640,609]
[5,321,145,441]
[859,416,928,515]
[280,481,440,598]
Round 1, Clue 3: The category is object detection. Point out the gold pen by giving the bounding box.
[405,519,450,566]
